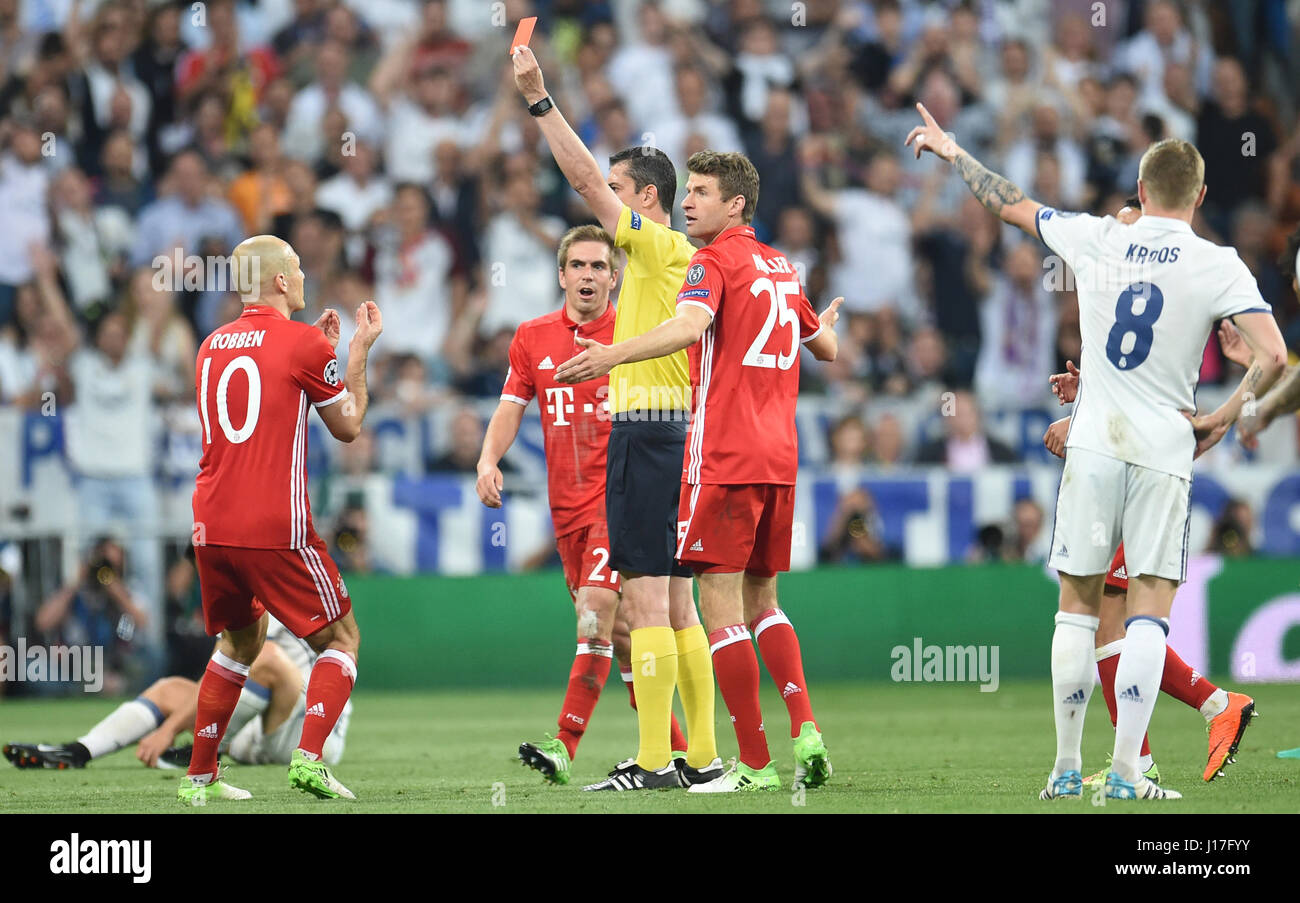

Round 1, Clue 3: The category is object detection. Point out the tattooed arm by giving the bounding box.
[904,102,1043,235]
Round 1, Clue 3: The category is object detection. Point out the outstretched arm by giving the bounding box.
[1187,310,1287,456]
[555,306,713,384]
[904,102,1042,237]
[512,47,623,236]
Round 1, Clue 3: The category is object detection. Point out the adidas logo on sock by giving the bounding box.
[538,356,554,370]
[197,723,219,739]
[1190,670,1202,685]
[782,681,802,698]
[689,540,703,552]
[1118,684,1143,703]
[306,703,327,717]
[1062,689,1086,705]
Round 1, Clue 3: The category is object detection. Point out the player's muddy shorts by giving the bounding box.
[606,413,693,578]
[1049,447,1191,584]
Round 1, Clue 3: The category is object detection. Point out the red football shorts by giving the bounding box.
[676,482,795,577]
[1104,543,1128,592]
[194,538,352,638]
[556,520,621,599]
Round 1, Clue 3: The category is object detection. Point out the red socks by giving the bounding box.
[620,667,689,754]
[1160,645,1218,709]
[709,625,770,769]
[556,643,613,759]
[297,650,356,760]
[750,608,817,738]
[188,652,249,782]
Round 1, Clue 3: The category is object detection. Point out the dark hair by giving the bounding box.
[608,146,677,215]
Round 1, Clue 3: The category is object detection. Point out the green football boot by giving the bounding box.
[518,737,571,785]
[288,749,356,800]
[686,759,781,793]
[792,722,832,788]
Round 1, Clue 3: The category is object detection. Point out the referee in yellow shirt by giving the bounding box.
[512,47,720,790]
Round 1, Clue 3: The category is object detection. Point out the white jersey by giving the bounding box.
[1036,209,1272,480]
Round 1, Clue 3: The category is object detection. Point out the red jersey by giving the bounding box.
[501,303,616,536]
[192,305,346,549]
[676,226,822,485]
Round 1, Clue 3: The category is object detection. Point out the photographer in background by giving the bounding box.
[819,487,892,564]
[33,536,161,695]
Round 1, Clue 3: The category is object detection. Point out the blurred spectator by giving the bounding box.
[428,139,482,271]
[1004,102,1087,210]
[428,404,486,474]
[132,0,184,173]
[745,89,803,238]
[656,64,743,172]
[330,503,372,574]
[1207,500,1254,558]
[49,167,120,314]
[0,119,51,314]
[0,263,78,406]
[915,390,1018,472]
[802,144,915,320]
[129,150,242,269]
[368,183,461,365]
[316,137,391,235]
[480,163,565,335]
[1008,498,1048,563]
[95,129,152,216]
[65,310,163,648]
[283,39,381,165]
[69,2,152,167]
[175,0,278,146]
[818,488,889,564]
[227,121,292,234]
[163,541,210,678]
[869,413,906,469]
[33,536,161,694]
[1118,0,1212,112]
[371,37,471,185]
[607,2,678,132]
[828,414,870,471]
[1196,57,1277,235]
[123,267,196,404]
[975,241,1058,410]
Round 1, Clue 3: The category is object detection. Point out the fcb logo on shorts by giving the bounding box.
[324,359,339,386]
[686,263,706,286]
[337,574,349,599]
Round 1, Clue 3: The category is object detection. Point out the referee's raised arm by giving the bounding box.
[512,47,623,236]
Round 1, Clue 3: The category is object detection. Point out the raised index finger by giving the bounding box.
[916,101,939,128]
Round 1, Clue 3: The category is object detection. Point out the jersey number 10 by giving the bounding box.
[1105,282,1165,371]
[199,355,263,445]
[744,278,800,371]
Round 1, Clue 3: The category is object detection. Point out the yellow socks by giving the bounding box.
[630,626,678,770]
[674,625,717,767]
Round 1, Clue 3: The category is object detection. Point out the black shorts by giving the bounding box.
[606,414,693,578]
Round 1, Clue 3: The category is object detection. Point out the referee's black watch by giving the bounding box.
[527,95,555,117]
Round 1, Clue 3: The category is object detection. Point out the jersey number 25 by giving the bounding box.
[744,278,800,371]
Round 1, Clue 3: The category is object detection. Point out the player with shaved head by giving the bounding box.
[182,234,382,804]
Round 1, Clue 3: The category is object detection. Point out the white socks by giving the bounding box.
[220,681,271,754]
[1200,687,1229,721]
[1112,616,1168,782]
[78,698,164,759]
[1051,611,1099,777]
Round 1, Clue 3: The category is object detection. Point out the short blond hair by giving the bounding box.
[556,225,616,270]
[1138,139,1205,211]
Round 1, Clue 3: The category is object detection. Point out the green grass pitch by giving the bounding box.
[3,680,1298,813]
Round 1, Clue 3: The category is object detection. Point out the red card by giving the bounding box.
[510,17,537,55]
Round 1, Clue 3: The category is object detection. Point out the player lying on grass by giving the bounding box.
[512,46,720,791]
[3,615,350,770]
[906,103,1287,802]
[476,226,701,786]
[1041,204,1257,786]
[557,151,842,792]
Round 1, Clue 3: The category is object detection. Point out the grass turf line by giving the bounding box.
[1,680,1298,813]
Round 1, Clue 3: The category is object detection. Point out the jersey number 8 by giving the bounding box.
[1105,282,1165,371]
[745,278,800,371]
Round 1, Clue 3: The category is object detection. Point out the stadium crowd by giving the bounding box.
[1,0,1298,687]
